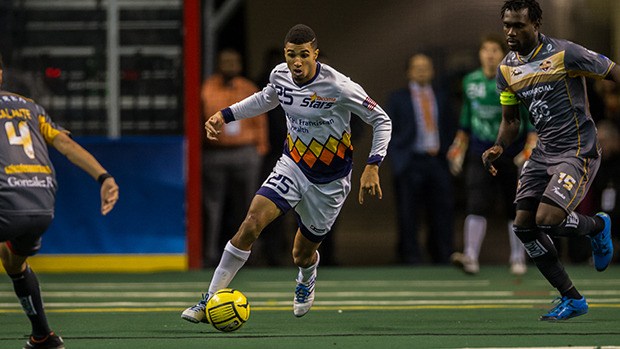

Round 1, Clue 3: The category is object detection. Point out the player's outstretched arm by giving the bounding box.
[205,111,225,141]
[358,164,382,204]
[51,132,119,215]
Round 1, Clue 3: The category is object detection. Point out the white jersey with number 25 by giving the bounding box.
[222,62,391,184]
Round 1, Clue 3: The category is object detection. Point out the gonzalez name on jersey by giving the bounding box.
[0,92,65,214]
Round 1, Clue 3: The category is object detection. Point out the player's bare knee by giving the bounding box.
[3,262,25,275]
[291,249,315,268]
[237,213,264,241]
[0,245,26,274]
[535,212,564,226]
[536,200,566,226]
[292,255,313,268]
[0,245,12,270]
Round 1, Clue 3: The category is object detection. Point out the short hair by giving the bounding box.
[501,0,543,27]
[284,24,317,49]
[481,33,508,54]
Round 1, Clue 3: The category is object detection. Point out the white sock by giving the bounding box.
[208,241,251,295]
[297,251,320,283]
[463,214,487,261]
[508,220,526,264]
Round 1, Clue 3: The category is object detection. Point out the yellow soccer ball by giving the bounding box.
[206,288,251,332]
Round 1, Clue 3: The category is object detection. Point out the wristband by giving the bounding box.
[97,173,113,185]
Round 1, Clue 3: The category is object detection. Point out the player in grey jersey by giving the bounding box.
[483,0,620,321]
[182,24,391,322]
[0,54,119,349]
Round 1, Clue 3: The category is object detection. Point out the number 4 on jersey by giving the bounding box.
[5,121,35,159]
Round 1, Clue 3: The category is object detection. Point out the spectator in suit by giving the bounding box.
[386,53,456,264]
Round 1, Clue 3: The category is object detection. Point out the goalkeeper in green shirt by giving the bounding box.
[448,34,536,275]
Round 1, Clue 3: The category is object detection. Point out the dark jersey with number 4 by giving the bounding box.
[0,91,65,214]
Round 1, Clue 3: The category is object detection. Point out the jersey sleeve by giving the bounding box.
[496,65,512,93]
[340,79,392,165]
[36,105,65,144]
[564,42,616,79]
[223,83,280,123]
[496,65,520,106]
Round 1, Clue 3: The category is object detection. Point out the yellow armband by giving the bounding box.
[500,90,519,106]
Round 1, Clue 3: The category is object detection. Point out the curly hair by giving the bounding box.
[501,0,543,26]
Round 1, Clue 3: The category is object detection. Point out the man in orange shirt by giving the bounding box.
[202,48,269,266]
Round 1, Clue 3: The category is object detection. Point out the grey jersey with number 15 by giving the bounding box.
[497,33,615,158]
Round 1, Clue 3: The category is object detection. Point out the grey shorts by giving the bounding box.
[515,149,600,213]
[0,213,53,256]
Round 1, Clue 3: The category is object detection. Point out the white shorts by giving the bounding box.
[256,155,352,242]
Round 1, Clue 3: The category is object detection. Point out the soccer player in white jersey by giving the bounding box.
[182,24,391,321]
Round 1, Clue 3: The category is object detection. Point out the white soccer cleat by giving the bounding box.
[450,252,479,275]
[293,274,316,317]
[510,261,527,275]
[181,293,210,323]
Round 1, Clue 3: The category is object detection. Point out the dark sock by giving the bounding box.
[561,286,582,300]
[553,212,604,237]
[514,226,576,295]
[592,215,605,235]
[534,251,575,295]
[9,266,51,337]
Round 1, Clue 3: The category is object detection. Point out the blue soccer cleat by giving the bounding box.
[590,212,613,272]
[540,296,588,321]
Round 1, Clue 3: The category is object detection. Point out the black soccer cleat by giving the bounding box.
[23,332,65,349]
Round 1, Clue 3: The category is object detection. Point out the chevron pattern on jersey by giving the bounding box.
[287,132,353,168]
